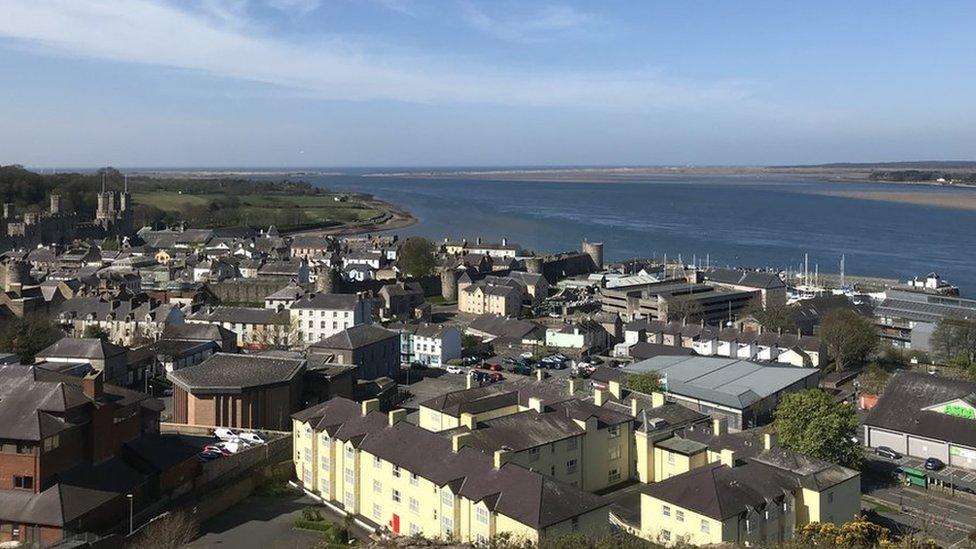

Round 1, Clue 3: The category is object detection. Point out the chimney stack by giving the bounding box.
[594,389,607,407]
[528,397,544,413]
[630,398,640,417]
[567,378,578,396]
[719,448,736,467]
[608,379,622,399]
[460,412,476,429]
[651,392,665,409]
[82,370,104,400]
[361,398,380,416]
[712,417,728,436]
[388,409,407,427]
[493,448,510,469]
[535,369,545,381]
[763,432,778,450]
[452,432,472,453]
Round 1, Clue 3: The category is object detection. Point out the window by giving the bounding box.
[393,465,401,478]
[676,510,684,522]
[608,468,621,482]
[373,480,383,494]
[344,468,355,484]
[410,523,420,535]
[392,489,401,503]
[13,476,33,490]
[608,424,620,438]
[528,447,540,462]
[566,437,578,450]
[609,445,621,460]
[746,518,754,533]
[566,459,578,474]
[320,321,326,329]
[667,451,675,464]
[441,516,454,536]
[476,506,489,524]
[409,498,419,514]
[441,489,454,507]
[410,473,419,486]
[372,503,382,520]
[321,433,330,444]
[374,455,382,468]
[43,435,60,453]
[321,455,330,471]
[827,492,834,504]
[660,530,671,542]
[307,320,313,328]
[345,445,354,457]
[701,520,710,534]
[662,505,671,518]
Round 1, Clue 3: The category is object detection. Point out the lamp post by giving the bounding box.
[126,493,134,535]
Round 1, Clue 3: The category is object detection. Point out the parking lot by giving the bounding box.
[868,451,976,495]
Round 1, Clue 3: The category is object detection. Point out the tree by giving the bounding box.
[397,237,437,278]
[744,296,796,333]
[127,511,199,549]
[774,389,862,469]
[624,372,662,395]
[819,309,877,371]
[930,315,976,366]
[857,363,890,396]
[83,325,110,340]
[665,298,704,323]
[788,516,890,549]
[0,316,63,364]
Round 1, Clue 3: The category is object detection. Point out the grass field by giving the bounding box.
[132,191,383,227]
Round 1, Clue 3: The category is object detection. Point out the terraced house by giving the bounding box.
[292,398,610,543]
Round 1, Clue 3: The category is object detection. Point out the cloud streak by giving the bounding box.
[0,0,755,112]
[460,2,593,43]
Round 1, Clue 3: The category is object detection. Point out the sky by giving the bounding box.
[0,0,974,168]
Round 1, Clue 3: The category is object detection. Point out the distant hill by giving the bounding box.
[770,161,976,170]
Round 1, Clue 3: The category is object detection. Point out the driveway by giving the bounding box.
[190,493,360,548]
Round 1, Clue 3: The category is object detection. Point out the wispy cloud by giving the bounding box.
[0,0,755,112]
[267,0,322,17]
[460,2,593,43]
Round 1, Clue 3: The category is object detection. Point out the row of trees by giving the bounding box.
[930,315,976,366]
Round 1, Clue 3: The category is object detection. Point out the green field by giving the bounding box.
[132,191,382,229]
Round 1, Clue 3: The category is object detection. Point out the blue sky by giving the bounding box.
[1,0,974,168]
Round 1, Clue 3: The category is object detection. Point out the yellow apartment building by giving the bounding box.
[292,397,611,543]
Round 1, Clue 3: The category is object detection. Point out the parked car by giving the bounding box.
[509,364,532,375]
[924,457,945,471]
[410,362,427,370]
[488,372,505,383]
[203,444,233,456]
[214,427,237,441]
[238,432,265,445]
[875,446,901,460]
[446,365,464,374]
[199,449,223,461]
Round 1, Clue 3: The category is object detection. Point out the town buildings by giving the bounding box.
[411,324,462,368]
[308,325,400,380]
[874,289,976,351]
[290,292,372,345]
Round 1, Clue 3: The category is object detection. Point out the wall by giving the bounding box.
[639,494,723,546]
[209,279,297,305]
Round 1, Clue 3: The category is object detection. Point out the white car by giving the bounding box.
[214,441,244,454]
[214,427,237,441]
[446,365,464,374]
[238,432,265,445]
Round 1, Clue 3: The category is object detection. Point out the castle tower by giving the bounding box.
[50,194,62,215]
[315,265,338,293]
[440,268,458,301]
[3,203,14,219]
[4,259,32,294]
[524,256,544,275]
[582,241,604,271]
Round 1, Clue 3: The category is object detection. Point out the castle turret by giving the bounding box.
[582,241,604,271]
[524,256,544,275]
[3,203,14,219]
[4,259,32,294]
[440,268,458,301]
[50,194,62,215]
[315,265,338,293]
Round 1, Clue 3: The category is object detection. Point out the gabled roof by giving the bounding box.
[37,337,126,361]
[311,324,397,351]
[865,371,976,448]
[291,292,363,310]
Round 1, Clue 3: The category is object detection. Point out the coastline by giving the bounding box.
[284,194,417,237]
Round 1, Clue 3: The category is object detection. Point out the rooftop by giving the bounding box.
[168,353,305,393]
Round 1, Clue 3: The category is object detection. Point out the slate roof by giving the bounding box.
[162,322,235,343]
[749,447,859,492]
[467,316,544,341]
[875,290,976,324]
[622,356,819,410]
[703,268,785,290]
[187,306,290,325]
[291,292,362,310]
[447,409,583,452]
[864,371,976,448]
[37,337,127,360]
[310,325,398,350]
[168,353,305,393]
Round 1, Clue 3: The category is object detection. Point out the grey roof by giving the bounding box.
[864,371,976,448]
[630,342,694,361]
[642,462,795,520]
[291,292,362,310]
[311,324,397,350]
[656,436,708,455]
[749,447,859,491]
[623,356,819,410]
[168,353,305,393]
[448,409,583,452]
[704,268,785,290]
[875,290,976,324]
[162,322,235,343]
[187,306,290,325]
[265,283,306,301]
[37,337,127,360]
[467,316,544,341]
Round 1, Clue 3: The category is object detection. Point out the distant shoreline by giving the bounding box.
[285,194,417,237]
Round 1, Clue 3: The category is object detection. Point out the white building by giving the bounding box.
[290,292,372,345]
[411,324,462,368]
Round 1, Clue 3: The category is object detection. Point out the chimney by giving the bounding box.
[501,237,507,246]
[630,398,640,417]
[452,432,472,453]
[361,398,380,416]
[763,432,778,450]
[493,449,510,469]
[535,369,545,381]
[651,392,665,409]
[466,372,475,389]
[608,379,622,399]
[476,237,482,245]
[460,412,476,429]
[388,409,407,427]
[528,396,544,413]
[594,389,607,407]
[719,448,736,467]
[82,370,103,400]
[712,417,728,437]
[567,378,578,396]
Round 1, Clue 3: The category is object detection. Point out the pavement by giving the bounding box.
[190,492,373,548]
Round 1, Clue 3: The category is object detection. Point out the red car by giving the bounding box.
[203,444,232,456]
[488,372,505,382]
[481,363,502,371]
